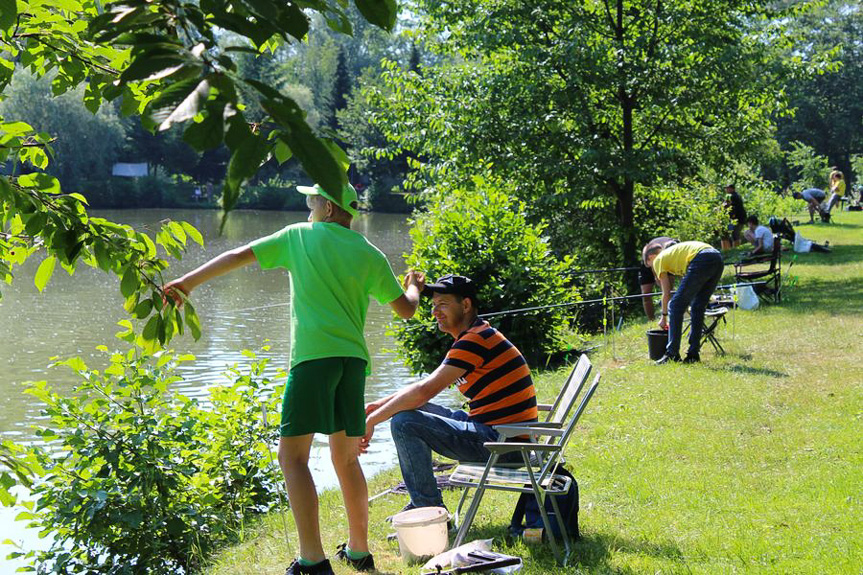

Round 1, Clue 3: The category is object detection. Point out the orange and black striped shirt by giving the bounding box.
[443,318,538,426]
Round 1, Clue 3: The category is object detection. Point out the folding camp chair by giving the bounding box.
[734,236,782,303]
[504,353,592,436]
[683,305,728,355]
[450,373,601,565]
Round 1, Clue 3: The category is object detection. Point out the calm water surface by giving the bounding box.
[0,209,454,571]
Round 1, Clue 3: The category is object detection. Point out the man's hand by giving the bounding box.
[658,315,668,330]
[163,280,190,308]
[364,399,384,416]
[359,420,374,455]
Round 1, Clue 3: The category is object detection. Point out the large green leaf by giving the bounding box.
[146,78,211,131]
[0,0,17,32]
[248,81,346,197]
[354,0,397,32]
[34,256,56,293]
[182,103,225,151]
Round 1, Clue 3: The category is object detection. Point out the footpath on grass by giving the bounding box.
[207,212,863,575]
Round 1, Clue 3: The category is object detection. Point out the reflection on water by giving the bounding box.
[0,209,456,571]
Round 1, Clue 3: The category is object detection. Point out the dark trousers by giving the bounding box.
[666,249,724,357]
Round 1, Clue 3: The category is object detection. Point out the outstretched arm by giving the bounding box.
[657,273,672,330]
[163,245,257,305]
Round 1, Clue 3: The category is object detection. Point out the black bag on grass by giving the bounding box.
[509,466,579,540]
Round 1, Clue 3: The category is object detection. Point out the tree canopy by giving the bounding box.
[0,0,398,345]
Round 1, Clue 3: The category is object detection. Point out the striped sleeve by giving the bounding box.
[443,333,488,374]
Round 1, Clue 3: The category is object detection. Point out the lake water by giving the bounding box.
[0,209,455,572]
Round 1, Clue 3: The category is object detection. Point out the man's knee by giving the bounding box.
[391,410,418,437]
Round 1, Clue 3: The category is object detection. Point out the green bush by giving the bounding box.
[3,342,285,574]
[787,141,829,191]
[393,177,577,374]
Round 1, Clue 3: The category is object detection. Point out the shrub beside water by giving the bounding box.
[393,177,578,374]
[3,341,285,574]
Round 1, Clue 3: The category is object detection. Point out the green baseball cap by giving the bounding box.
[297,183,359,218]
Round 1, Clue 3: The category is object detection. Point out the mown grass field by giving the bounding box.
[207,211,862,574]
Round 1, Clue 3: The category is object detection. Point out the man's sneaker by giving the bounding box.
[682,353,701,364]
[335,544,375,572]
[284,559,334,575]
[655,354,681,365]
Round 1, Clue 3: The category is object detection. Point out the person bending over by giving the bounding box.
[361,275,538,512]
[644,241,724,365]
[164,183,423,575]
[742,215,774,255]
[792,188,827,223]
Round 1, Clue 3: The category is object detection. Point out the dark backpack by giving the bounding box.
[509,466,579,540]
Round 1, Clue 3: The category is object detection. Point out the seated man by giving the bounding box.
[824,169,845,214]
[742,215,774,255]
[361,274,538,511]
[643,241,724,365]
[639,237,678,320]
[792,188,827,223]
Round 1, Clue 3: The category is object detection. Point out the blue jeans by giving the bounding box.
[667,249,724,357]
[391,403,504,507]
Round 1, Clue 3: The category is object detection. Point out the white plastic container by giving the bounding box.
[390,506,449,563]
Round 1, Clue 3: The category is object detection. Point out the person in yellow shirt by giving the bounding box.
[644,240,724,364]
[824,169,845,215]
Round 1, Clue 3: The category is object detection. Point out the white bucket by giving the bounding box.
[391,506,449,563]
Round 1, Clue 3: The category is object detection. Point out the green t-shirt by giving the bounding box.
[249,222,403,370]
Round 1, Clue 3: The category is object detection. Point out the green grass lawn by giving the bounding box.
[207,212,863,574]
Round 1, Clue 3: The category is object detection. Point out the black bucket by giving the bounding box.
[646,329,668,360]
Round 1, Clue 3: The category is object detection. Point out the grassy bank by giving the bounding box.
[207,212,862,574]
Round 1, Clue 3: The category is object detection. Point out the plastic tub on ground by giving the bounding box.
[647,329,668,360]
[391,506,449,563]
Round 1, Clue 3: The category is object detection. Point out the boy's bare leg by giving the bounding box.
[329,431,369,553]
[279,434,325,563]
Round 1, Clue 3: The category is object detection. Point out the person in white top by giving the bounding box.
[743,215,775,255]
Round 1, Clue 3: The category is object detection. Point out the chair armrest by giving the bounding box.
[484,442,562,454]
[493,425,565,438]
[536,403,553,412]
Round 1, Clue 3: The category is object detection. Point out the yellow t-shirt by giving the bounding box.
[652,241,712,277]
[831,180,845,197]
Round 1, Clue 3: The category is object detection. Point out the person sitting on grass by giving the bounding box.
[164,183,424,575]
[792,188,827,223]
[643,241,724,365]
[361,274,538,514]
[742,215,774,256]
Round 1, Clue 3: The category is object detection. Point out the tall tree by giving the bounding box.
[368,0,790,283]
[330,46,351,131]
[775,1,863,184]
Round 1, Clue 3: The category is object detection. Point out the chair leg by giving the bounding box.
[453,453,500,548]
[548,494,571,564]
[453,484,471,530]
[524,463,563,564]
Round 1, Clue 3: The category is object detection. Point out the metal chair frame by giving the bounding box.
[449,373,601,565]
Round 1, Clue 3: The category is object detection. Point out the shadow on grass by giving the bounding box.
[451,524,684,574]
[707,364,789,378]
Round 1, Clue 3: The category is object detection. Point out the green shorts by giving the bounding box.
[280,357,367,437]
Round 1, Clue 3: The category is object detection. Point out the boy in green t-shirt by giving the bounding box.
[164,183,423,575]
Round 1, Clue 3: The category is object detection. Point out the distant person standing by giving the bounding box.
[824,169,845,214]
[643,241,724,364]
[639,236,678,321]
[742,215,774,255]
[792,188,827,223]
[721,184,746,249]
